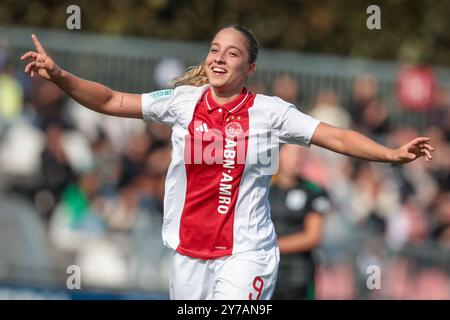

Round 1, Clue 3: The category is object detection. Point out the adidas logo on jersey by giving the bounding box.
[195,123,209,132]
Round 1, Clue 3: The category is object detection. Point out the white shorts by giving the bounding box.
[169,246,280,300]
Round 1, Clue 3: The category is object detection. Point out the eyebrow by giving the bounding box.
[210,42,243,53]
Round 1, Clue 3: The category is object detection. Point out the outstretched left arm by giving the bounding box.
[311,122,434,164]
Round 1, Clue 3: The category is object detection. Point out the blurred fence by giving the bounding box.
[3,25,450,130]
[317,226,450,299]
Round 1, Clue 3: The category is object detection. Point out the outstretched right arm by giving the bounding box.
[21,34,142,119]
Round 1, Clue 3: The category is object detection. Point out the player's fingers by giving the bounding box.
[422,148,432,160]
[20,51,38,61]
[35,61,46,68]
[411,137,431,146]
[24,61,36,74]
[420,143,435,152]
[29,66,37,77]
[31,34,47,54]
[35,55,45,62]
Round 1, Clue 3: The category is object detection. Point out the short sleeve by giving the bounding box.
[307,191,332,216]
[279,105,321,147]
[141,89,177,126]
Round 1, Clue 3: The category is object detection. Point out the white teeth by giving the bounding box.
[212,67,226,73]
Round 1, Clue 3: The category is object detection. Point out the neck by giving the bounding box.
[210,86,244,105]
[276,172,297,189]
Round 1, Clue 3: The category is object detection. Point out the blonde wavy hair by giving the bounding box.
[170,25,259,88]
[170,62,209,87]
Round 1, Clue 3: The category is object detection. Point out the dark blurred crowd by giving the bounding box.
[259,74,450,299]
[0,47,173,291]
[0,43,449,298]
[257,74,450,249]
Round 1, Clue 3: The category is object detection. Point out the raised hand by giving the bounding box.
[391,137,435,164]
[20,34,61,81]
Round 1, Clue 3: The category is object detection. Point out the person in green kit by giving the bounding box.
[270,144,332,299]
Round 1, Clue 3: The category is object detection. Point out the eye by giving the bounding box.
[210,48,218,53]
[229,52,238,57]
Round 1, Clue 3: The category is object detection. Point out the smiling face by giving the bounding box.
[205,28,256,94]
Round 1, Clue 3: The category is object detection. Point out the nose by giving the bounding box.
[214,51,226,64]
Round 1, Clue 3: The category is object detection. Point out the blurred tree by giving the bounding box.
[1,0,449,66]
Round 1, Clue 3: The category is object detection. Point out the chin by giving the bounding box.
[207,72,226,85]
[209,80,228,90]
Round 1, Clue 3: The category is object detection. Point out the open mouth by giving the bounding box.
[212,66,227,75]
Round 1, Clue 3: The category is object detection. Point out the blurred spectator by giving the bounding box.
[359,100,391,139]
[0,45,23,133]
[427,85,450,140]
[75,238,128,289]
[309,88,351,129]
[36,121,76,220]
[117,129,153,189]
[90,128,123,195]
[154,58,185,89]
[429,191,450,248]
[272,74,301,107]
[422,126,450,191]
[48,169,104,252]
[0,195,61,285]
[348,162,401,232]
[248,80,269,95]
[307,89,353,192]
[348,74,379,128]
[270,144,332,299]
[69,100,147,153]
[295,143,330,188]
[146,122,172,148]
[99,140,170,231]
[143,144,172,207]
[29,77,69,128]
[100,184,142,232]
[0,118,44,178]
[386,198,429,250]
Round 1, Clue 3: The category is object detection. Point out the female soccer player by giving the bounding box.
[21,25,434,300]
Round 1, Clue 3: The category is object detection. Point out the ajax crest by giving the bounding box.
[225,122,243,137]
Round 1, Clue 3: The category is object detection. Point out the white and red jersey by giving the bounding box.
[142,85,321,260]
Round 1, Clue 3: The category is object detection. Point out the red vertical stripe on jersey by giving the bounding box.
[177,90,254,259]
